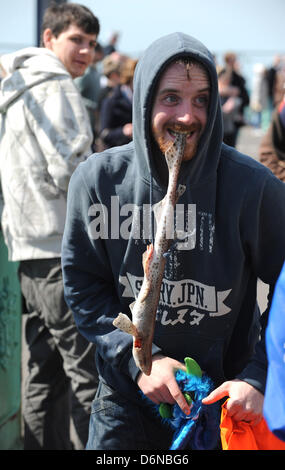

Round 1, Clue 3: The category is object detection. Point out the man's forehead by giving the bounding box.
[165,59,207,77]
[60,23,97,38]
[157,60,210,88]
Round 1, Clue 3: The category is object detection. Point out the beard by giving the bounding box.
[152,122,203,161]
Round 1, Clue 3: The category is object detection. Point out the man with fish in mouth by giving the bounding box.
[62,33,285,450]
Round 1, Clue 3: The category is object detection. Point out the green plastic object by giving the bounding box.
[159,402,173,419]
[184,392,193,406]
[158,357,202,418]
[184,357,202,378]
[0,230,22,449]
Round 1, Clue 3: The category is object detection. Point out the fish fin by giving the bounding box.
[113,312,138,337]
[142,243,154,274]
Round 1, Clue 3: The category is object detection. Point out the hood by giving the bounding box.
[0,47,69,114]
[132,32,223,188]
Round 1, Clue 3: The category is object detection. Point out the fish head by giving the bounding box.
[164,131,186,170]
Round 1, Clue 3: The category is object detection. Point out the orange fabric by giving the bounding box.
[220,400,285,450]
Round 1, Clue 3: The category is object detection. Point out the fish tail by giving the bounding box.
[113,312,138,337]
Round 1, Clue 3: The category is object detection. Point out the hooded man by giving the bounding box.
[0,3,100,450]
[62,33,285,450]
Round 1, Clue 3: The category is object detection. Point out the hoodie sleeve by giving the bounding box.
[26,78,92,192]
[61,162,146,382]
[237,171,285,393]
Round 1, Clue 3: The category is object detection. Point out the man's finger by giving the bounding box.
[202,383,229,405]
[168,381,191,415]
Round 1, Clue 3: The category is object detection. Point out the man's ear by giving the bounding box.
[42,28,54,49]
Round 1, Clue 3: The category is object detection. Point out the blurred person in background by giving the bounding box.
[218,67,242,146]
[0,2,99,450]
[102,31,120,56]
[75,42,104,150]
[99,56,137,149]
[259,89,285,182]
[249,63,268,129]
[75,33,121,151]
[98,51,127,109]
[266,55,281,111]
[220,52,249,147]
[270,56,285,109]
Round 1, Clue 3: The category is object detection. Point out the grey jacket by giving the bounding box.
[0,47,92,261]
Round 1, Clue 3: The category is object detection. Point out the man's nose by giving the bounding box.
[177,102,194,125]
[79,44,93,54]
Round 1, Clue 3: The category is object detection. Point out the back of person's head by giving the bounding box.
[40,2,100,46]
[102,52,126,78]
[119,58,138,86]
[95,42,103,55]
[224,52,236,67]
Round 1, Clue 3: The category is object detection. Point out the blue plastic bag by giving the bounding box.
[264,262,285,442]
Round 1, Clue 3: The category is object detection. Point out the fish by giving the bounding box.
[113,132,187,375]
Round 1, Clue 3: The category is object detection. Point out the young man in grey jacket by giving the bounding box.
[0,3,100,450]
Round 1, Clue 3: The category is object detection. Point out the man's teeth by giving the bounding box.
[169,129,194,138]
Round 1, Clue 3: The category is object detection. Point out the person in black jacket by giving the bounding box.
[62,33,285,450]
[220,52,249,147]
[99,57,137,148]
[259,96,285,182]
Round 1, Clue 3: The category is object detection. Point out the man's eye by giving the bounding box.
[196,95,209,107]
[71,37,81,43]
[164,95,178,104]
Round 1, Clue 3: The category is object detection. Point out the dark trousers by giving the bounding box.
[19,258,98,450]
[86,380,174,450]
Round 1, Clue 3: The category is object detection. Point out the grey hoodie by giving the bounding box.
[0,47,92,261]
[62,33,285,404]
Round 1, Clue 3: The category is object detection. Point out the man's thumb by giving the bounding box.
[202,383,229,405]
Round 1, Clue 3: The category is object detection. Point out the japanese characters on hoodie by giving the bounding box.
[62,33,285,403]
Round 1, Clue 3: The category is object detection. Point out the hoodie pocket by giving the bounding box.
[31,167,61,200]
[3,166,65,240]
[154,327,226,384]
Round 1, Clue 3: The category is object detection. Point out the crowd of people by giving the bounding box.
[0,2,285,451]
[74,35,138,152]
[72,40,285,155]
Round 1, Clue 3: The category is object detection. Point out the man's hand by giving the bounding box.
[123,123,133,137]
[202,379,264,426]
[137,354,191,415]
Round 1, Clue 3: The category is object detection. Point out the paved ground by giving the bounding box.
[236,125,265,161]
[236,125,270,312]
